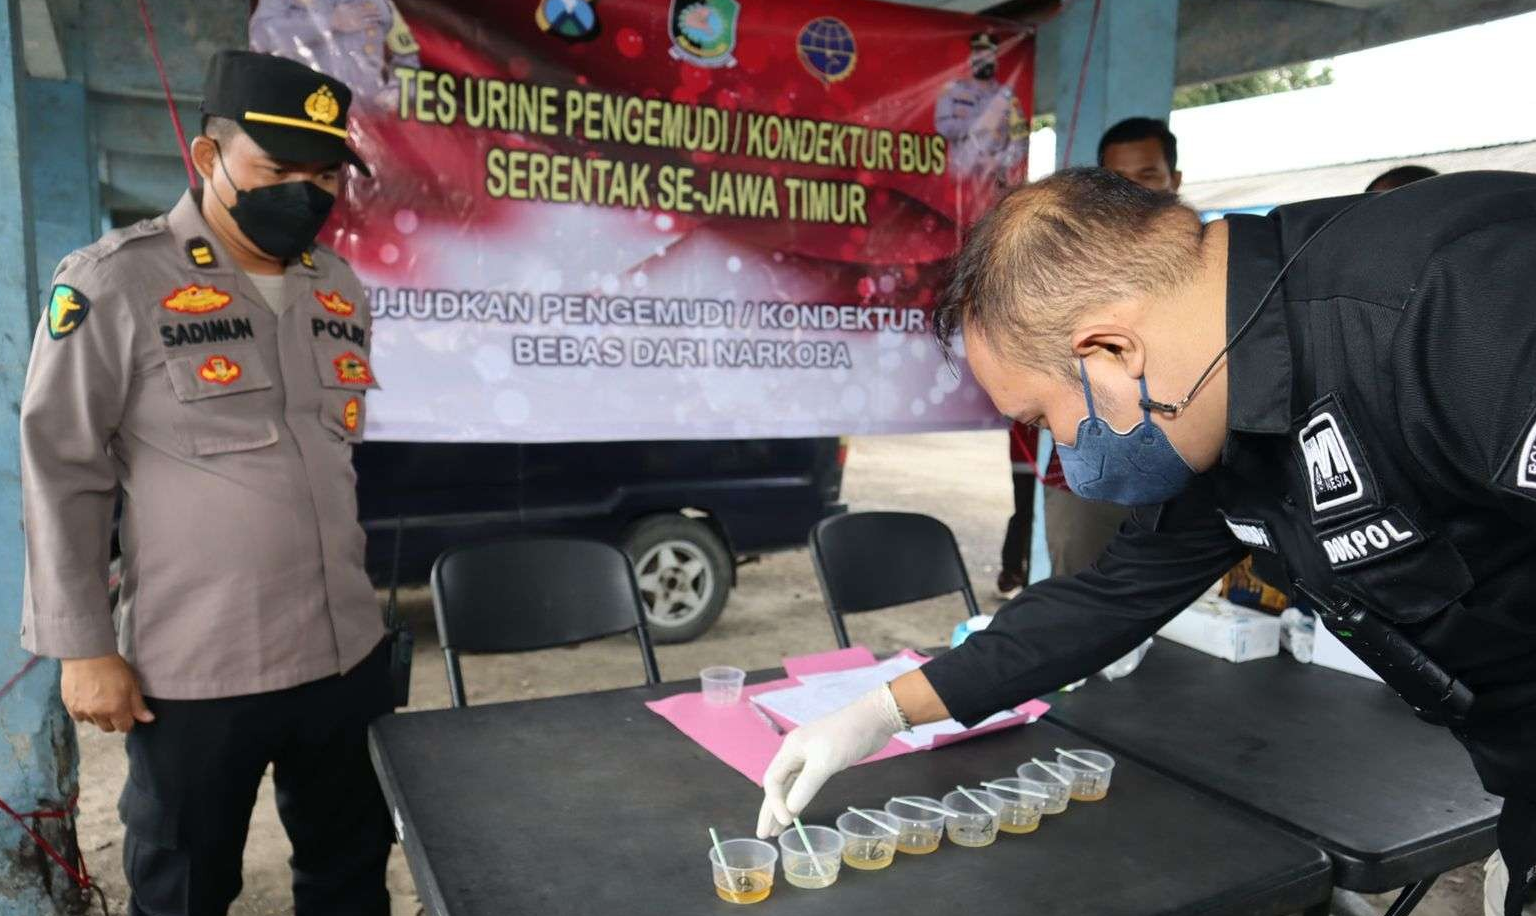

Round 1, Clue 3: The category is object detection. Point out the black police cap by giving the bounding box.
[201,50,370,176]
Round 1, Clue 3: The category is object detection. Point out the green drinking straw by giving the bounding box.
[792,817,827,878]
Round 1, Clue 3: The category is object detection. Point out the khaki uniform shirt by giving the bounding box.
[20,191,385,699]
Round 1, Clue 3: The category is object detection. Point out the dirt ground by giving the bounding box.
[74,431,1485,915]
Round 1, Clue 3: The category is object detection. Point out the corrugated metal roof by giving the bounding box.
[1181,139,1536,210]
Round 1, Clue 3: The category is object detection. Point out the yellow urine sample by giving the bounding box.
[998,820,1039,835]
[896,834,940,855]
[715,871,773,905]
[843,842,896,870]
[1071,788,1109,801]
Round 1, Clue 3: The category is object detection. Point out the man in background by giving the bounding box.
[1367,164,1439,193]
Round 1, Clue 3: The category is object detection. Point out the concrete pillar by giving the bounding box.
[25,76,96,313]
[1052,0,1179,169]
[0,0,84,911]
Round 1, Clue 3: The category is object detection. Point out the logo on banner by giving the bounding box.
[197,355,242,385]
[47,285,90,340]
[796,17,856,86]
[163,284,232,315]
[535,0,599,42]
[1298,411,1364,513]
[668,0,739,68]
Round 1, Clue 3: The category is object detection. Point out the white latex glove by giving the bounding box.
[755,685,905,838]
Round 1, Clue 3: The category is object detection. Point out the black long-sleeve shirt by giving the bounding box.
[923,171,1536,797]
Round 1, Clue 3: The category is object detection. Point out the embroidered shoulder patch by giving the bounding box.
[315,290,355,317]
[197,354,242,385]
[1315,508,1424,571]
[163,284,232,314]
[333,351,374,385]
[47,285,90,339]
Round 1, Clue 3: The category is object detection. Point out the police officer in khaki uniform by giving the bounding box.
[20,51,391,915]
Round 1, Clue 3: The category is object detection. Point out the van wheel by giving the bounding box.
[623,515,731,643]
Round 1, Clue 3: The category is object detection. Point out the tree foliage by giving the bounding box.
[1173,63,1334,110]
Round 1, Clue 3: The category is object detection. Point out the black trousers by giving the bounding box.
[1000,471,1035,577]
[119,640,394,916]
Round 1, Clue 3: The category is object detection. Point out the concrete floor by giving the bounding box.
[73,430,1486,915]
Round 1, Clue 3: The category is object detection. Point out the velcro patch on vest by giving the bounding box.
[1220,513,1276,553]
[1316,508,1424,571]
[1496,405,1536,503]
[1292,393,1381,525]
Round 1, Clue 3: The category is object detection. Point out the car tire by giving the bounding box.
[622,514,732,643]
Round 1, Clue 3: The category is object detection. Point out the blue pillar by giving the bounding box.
[1052,0,1179,169]
[25,76,96,317]
[0,0,81,911]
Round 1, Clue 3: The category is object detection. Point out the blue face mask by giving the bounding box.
[1055,359,1195,506]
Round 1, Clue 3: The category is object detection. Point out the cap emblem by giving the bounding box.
[304,85,341,125]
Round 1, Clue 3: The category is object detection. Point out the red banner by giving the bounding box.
[253,0,1033,442]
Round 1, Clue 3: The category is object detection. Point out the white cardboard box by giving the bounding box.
[1157,597,1281,663]
[1309,619,1384,682]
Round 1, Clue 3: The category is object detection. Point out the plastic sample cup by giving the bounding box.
[777,824,844,889]
[709,838,778,904]
[986,778,1047,834]
[836,809,900,870]
[1016,761,1072,815]
[942,789,1003,848]
[883,797,946,855]
[1056,749,1116,801]
[700,666,746,705]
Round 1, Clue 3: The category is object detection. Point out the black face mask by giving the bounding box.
[214,145,335,260]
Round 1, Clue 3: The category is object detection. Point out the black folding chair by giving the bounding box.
[809,511,982,649]
[430,537,662,708]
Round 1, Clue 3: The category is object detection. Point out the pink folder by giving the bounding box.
[645,647,1049,786]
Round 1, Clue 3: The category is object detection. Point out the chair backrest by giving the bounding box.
[430,537,661,707]
[809,511,981,648]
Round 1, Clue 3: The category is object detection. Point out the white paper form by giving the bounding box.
[751,657,1020,749]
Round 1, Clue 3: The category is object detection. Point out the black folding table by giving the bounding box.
[1044,639,1501,915]
[370,667,1332,915]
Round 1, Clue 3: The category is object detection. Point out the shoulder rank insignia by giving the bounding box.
[314,290,356,317]
[343,397,361,432]
[333,351,374,385]
[47,284,90,340]
[163,284,232,314]
[300,249,316,270]
[186,237,217,268]
[197,354,242,385]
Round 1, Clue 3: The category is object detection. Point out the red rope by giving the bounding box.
[136,0,199,189]
[0,658,96,894]
[1059,0,1104,167]
[0,655,40,701]
[0,794,91,889]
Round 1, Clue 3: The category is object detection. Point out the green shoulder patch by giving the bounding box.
[47,284,90,340]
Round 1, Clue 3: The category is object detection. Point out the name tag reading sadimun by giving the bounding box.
[1315,508,1424,571]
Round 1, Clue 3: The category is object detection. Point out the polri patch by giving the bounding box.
[1316,508,1423,571]
[163,284,232,314]
[343,397,361,432]
[197,354,242,385]
[1497,407,1536,502]
[314,289,355,317]
[47,284,90,339]
[186,237,217,268]
[333,351,374,385]
[1293,393,1380,525]
[1220,513,1276,553]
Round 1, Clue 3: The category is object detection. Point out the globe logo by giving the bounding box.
[796,17,856,86]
